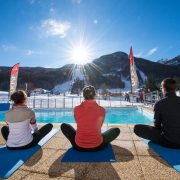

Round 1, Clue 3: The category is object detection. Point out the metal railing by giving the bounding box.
[144,91,161,105]
[2,90,179,109]
[144,90,180,105]
[0,95,140,109]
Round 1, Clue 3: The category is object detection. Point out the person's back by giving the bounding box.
[134,78,180,149]
[6,105,35,147]
[74,100,105,148]
[155,92,180,144]
[61,85,120,151]
[1,90,53,150]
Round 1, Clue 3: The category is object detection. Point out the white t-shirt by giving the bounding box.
[5,106,38,147]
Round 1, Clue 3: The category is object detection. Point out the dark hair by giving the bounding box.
[10,90,27,104]
[162,78,177,92]
[83,85,96,100]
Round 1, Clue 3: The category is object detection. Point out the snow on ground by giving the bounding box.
[107,88,122,93]
[138,70,147,82]
[0,91,8,95]
[102,73,116,77]
[0,92,141,109]
[0,91,8,97]
[52,66,86,94]
[53,80,72,94]
[72,66,85,81]
[121,75,131,92]
[26,95,141,109]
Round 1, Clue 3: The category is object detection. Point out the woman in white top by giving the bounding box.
[1,90,53,150]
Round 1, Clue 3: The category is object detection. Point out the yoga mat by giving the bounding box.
[0,103,10,111]
[61,144,116,162]
[144,140,180,173]
[0,128,59,179]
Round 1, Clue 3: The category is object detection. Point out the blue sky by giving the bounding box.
[0,0,180,67]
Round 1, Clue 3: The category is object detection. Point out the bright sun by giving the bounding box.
[70,45,90,65]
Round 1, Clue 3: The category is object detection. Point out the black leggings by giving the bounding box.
[61,123,120,151]
[1,123,53,150]
[134,124,180,149]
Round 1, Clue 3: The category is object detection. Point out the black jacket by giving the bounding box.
[154,92,180,145]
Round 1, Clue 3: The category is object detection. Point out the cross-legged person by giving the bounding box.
[1,90,53,150]
[61,85,120,151]
[134,78,180,149]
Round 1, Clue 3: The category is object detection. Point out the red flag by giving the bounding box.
[129,47,139,93]
[129,46,134,65]
[11,63,19,75]
[9,63,20,98]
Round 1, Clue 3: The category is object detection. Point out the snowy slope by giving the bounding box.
[138,69,147,81]
[72,66,85,81]
[52,65,86,93]
[121,75,131,91]
[52,80,72,94]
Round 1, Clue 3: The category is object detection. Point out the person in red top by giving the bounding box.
[139,91,144,103]
[61,85,120,151]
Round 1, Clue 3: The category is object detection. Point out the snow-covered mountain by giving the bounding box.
[52,65,86,93]
[157,58,169,64]
[164,56,180,66]
[157,56,180,66]
[0,51,180,93]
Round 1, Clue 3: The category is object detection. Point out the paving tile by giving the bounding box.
[117,126,131,133]
[20,148,58,171]
[128,125,135,133]
[0,124,5,145]
[2,122,180,180]
[83,162,122,180]
[54,131,65,138]
[7,170,30,180]
[134,140,159,156]
[108,124,128,129]
[24,172,74,180]
[131,133,142,141]
[112,140,137,156]
[48,162,89,179]
[29,149,89,179]
[43,136,69,150]
[83,156,144,180]
[112,156,145,180]
[48,155,90,179]
[116,132,133,141]
[139,156,180,180]
[0,134,5,145]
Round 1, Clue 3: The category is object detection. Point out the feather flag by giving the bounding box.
[129,47,139,93]
[9,63,20,98]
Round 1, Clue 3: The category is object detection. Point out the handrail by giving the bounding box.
[1,90,179,109]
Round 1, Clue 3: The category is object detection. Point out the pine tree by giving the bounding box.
[145,75,158,92]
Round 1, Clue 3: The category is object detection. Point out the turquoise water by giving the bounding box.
[0,108,153,124]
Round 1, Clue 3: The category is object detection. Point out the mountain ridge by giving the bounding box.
[0,51,180,92]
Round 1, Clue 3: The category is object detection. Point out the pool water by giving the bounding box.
[0,108,153,124]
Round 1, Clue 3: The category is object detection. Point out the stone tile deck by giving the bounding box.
[0,124,180,180]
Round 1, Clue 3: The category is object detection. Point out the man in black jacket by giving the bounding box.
[134,78,180,148]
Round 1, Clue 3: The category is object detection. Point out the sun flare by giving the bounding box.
[70,44,90,65]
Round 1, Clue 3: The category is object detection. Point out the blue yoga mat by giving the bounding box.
[0,103,10,111]
[144,140,180,173]
[61,144,116,162]
[0,128,59,179]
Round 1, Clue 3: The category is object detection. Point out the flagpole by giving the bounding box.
[129,46,133,94]
[129,47,139,94]
[8,63,20,100]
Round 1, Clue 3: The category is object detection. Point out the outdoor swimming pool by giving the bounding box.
[0,108,153,124]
